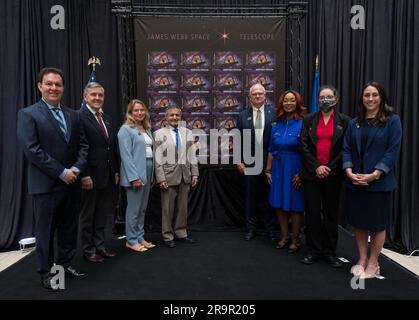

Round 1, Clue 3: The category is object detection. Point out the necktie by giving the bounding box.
[52,108,67,136]
[255,109,263,143]
[173,128,180,151]
[95,112,108,139]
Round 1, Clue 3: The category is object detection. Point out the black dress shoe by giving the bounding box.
[164,240,176,248]
[84,253,104,263]
[244,230,255,241]
[40,274,60,291]
[97,249,117,258]
[301,254,319,265]
[323,255,343,268]
[64,266,88,278]
[177,237,195,244]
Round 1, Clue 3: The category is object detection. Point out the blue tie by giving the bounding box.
[52,108,67,136]
[173,128,180,151]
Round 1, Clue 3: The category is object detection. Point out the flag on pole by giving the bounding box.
[310,55,320,113]
[80,56,100,109]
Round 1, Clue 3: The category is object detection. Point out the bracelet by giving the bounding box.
[265,169,271,174]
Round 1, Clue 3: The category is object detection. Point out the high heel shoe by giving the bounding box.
[276,237,290,249]
[360,264,380,279]
[287,242,300,254]
[350,260,368,276]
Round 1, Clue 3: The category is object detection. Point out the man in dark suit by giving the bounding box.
[79,82,119,263]
[236,83,277,243]
[17,67,89,291]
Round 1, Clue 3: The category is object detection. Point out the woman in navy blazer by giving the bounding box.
[342,82,402,279]
[118,99,155,252]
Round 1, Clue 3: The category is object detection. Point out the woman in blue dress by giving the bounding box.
[265,90,306,253]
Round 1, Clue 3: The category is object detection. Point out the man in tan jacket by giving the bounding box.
[154,106,199,248]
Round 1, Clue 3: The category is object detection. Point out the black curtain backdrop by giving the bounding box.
[1,0,418,253]
[0,0,122,250]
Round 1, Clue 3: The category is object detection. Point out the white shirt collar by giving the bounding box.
[252,104,265,113]
[86,104,103,115]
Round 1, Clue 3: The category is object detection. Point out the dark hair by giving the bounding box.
[276,90,307,120]
[318,85,340,101]
[357,82,395,126]
[37,67,65,85]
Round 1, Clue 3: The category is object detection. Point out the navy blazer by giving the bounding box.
[79,107,119,189]
[17,100,89,194]
[236,105,277,170]
[342,115,402,192]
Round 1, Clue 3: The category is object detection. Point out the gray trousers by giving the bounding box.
[125,159,153,245]
[161,179,190,241]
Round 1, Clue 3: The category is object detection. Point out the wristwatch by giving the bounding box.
[372,171,380,180]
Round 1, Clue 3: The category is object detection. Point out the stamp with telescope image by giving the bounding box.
[212,113,238,159]
[213,52,243,70]
[245,51,275,70]
[150,113,171,132]
[183,112,210,134]
[148,72,178,93]
[149,94,179,113]
[181,94,210,114]
[246,72,275,93]
[213,93,243,113]
[213,72,242,93]
[147,51,178,71]
[213,113,238,131]
[180,52,211,71]
[180,72,211,93]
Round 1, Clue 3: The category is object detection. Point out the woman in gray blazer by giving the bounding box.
[118,99,155,252]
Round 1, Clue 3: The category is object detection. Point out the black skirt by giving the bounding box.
[343,188,391,232]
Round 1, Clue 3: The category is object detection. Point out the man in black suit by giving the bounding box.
[17,67,89,291]
[236,83,277,243]
[79,82,119,263]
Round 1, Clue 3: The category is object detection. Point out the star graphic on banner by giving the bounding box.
[218,29,231,45]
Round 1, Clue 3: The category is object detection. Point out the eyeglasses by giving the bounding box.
[319,95,334,100]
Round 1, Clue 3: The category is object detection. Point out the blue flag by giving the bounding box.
[310,56,320,113]
[80,67,97,109]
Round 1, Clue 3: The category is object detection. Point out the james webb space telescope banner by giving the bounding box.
[135,17,286,161]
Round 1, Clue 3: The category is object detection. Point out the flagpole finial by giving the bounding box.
[88,56,101,71]
[315,55,319,70]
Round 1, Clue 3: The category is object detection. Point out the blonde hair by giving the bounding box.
[124,99,151,129]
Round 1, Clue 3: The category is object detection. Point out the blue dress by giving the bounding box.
[268,118,304,212]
